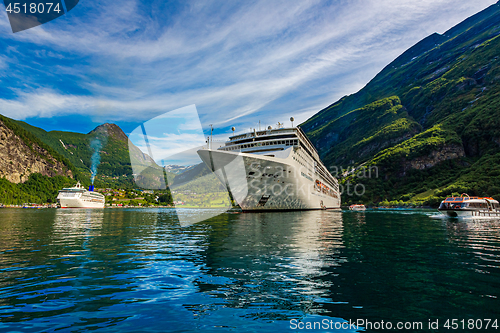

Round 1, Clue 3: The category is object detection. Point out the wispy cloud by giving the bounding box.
[0,0,496,134]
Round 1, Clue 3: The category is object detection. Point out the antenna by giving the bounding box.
[231,126,235,135]
[209,124,213,150]
[290,117,294,128]
[259,120,261,131]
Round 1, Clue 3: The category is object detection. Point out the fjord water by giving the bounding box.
[0,209,499,332]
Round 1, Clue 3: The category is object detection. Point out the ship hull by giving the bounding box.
[58,198,105,208]
[438,209,500,218]
[198,149,341,211]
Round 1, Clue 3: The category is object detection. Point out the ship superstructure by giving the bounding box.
[197,123,340,211]
[56,182,105,208]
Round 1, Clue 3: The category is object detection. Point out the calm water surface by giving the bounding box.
[0,208,499,332]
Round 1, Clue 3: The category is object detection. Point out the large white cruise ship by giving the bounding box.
[56,182,105,208]
[197,122,341,211]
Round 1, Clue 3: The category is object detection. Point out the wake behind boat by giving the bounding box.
[197,120,341,211]
[438,193,500,218]
[56,182,105,208]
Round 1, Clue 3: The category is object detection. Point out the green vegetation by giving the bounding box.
[0,114,75,173]
[303,2,500,206]
[318,96,422,166]
[13,121,149,189]
[0,174,75,205]
[370,125,462,169]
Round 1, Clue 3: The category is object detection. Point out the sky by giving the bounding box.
[0,0,497,138]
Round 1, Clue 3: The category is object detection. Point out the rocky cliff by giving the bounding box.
[0,117,73,183]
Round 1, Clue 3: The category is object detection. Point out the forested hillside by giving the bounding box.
[0,115,173,204]
[302,1,500,206]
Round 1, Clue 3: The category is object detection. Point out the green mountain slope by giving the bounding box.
[0,114,77,205]
[302,1,500,206]
[13,121,165,188]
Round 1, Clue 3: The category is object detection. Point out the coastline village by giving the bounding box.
[0,186,185,209]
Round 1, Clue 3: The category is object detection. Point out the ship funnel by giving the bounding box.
[89,185,94,192]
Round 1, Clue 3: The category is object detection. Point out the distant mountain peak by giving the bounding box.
[89,123,128,142]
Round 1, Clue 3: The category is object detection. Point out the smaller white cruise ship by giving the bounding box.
[57,182,105,208]
[438,194,500,218]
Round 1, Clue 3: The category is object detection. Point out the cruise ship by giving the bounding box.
[438,194,500,218]
[56,182,105,208]
[197,121,341,211]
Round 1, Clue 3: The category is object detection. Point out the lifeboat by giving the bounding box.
[438,193,500,218]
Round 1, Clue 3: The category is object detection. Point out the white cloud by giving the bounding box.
[0,0,497,133]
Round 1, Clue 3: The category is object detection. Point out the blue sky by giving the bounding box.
[0,0,497,137]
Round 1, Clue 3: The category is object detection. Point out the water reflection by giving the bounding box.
[1,209,500,332]
[191,211,346,320]
[445,218,500,275]
[0,208,167,330]
[53,208,105,234]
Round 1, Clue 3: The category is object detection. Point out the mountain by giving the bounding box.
[0,113,177,204]
[0,114,77,204]
[0,114,74,183]
[302,1,500,205]
[13,120,163,188]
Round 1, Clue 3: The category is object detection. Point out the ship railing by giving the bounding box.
[228,128,297,142]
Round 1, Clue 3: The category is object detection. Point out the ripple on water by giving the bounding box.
[0,209,499,331]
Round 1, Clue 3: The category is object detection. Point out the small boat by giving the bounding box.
[349,204,366,211]
[57,182,105,208]
[438,193,500,218]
